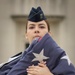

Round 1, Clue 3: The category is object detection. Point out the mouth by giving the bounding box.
[34,35,41,39]
[33,36,42,41]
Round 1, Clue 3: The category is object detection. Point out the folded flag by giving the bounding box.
[0,33,75,75]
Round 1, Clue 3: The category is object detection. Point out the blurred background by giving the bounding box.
[0,0,75,66]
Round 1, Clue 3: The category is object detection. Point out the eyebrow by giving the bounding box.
[28,23,45,26]
[28,24,35,26]
[38,23,45,26]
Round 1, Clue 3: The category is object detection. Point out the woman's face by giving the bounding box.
[26,20,49,44]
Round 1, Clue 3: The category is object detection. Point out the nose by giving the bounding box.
[35,30,39,33]
[34,27,40,33]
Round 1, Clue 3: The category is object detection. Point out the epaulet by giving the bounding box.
[11,52,22,58]
[0,52,22,68]
[8,52,22,62]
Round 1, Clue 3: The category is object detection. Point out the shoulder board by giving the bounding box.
[0,52,22,68]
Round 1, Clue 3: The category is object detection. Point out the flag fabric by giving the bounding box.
[0,33,75,75]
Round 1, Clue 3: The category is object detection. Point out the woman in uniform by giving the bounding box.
[0,6,75,75]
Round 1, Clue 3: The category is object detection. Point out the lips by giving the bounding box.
[33,36,42,41]
[34,35,40,39]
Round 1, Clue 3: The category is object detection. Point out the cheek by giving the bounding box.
[41,30,48,37]
[26,31,33,41]
[27,32,32,38]
[41,29,48,34]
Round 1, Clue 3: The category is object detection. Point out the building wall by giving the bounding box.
[0,0,75,65]
[65,0,75,64]
[0,0,17,63]
[54,0,75,65]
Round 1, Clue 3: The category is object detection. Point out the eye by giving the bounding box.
[39,26,45,29]
[29,26,35,29]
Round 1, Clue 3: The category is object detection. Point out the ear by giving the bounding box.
[25,33,28,39]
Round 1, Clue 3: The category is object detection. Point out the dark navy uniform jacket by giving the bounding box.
[0,33,75,75]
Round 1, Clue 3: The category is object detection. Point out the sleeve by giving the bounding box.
[0,53,21,75]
